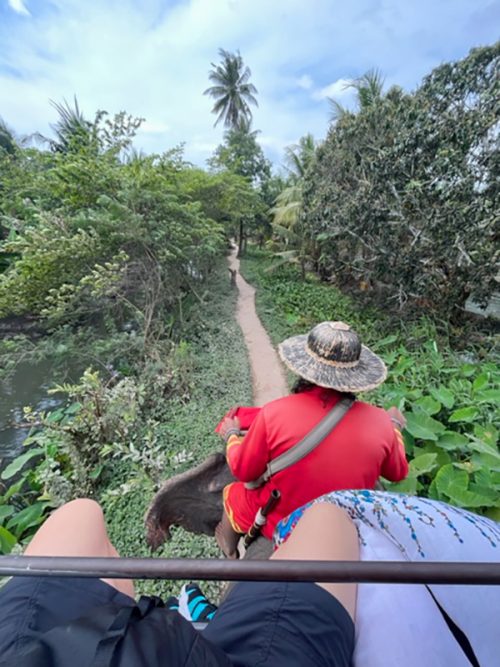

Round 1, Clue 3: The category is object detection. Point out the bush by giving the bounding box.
[302,43,499,318]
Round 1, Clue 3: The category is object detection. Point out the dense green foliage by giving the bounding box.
[0,100,260,569]
[240,250,500,520]
[299,44,499,318]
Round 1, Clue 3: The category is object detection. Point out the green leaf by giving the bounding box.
[437,431,470,451]
[473,424,498,447]
[409,453,438,476]
[6,502,49,536]
[0,526,17,554]
[435,464,497,508]
[0,505,15,523]
[448,487,497,508]
[414,396,441,416]
[65,401,82,414]
[471,453,500,474]
[473,468,492,487]
[418,442,452,467]
[460,364,476,377]
[472,373,489,392]
[467,438,500,462]
[46,408,65,423]
[474,389,500,404]
[435,464,467,496]
[455,461,483,474]
[469,483,498,502]
[429,386,455,409]
[1,448,44,480]
[89,464,104,480]
[385,474,418,494]
[449,406,479,423]
[404,412,445,441]
[2,476,27,501]
[427,478,440,500]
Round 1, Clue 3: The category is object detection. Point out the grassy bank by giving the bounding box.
[0,262,252,597]
[240,249,500,520]
[102,263,252,597]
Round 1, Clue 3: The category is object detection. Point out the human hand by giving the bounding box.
[387,406,406,430]
[219,416,241,440]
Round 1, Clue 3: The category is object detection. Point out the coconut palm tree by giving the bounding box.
[204,49,258,129]
[270,134,318,277]
[283,133,316,181]
[49,97,96,153]
[30,97,96,154]
[328,68,385,122]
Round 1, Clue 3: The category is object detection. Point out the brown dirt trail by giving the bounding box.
[228,248,287,406]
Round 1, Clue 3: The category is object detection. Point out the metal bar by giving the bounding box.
[1,556,500,585]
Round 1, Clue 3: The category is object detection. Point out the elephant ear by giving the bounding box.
[144,452,235,551]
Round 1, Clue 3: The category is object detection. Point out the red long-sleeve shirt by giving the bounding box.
[223,386,408,538]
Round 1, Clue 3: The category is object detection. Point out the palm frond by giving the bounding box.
[328,97,350,123]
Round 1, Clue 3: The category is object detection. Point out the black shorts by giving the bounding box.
[0,576,354,667]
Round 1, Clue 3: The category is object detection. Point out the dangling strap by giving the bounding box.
[93,596,164,667]
[426,586,480,667]
[245,396,354,490]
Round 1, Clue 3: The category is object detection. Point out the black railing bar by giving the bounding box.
[1,556,500,585]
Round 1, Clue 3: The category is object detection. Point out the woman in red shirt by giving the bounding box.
[216,321,408,558]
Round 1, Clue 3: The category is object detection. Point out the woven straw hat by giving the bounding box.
[278,321,387,393]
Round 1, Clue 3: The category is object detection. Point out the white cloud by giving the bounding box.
[139,121,170,134]
[7,0,30,16]
[0,0,497,167]
[296,74,313,90]
[313,78,351,101]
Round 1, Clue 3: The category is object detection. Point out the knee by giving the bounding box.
[62,498,104,522]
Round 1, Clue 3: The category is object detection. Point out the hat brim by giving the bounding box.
[278,333,387,393]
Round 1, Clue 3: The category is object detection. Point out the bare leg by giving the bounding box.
[25,498,135,599]
[215,511,241,559]
[271,503,359,621]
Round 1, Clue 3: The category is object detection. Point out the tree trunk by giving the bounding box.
[237,219,244,258]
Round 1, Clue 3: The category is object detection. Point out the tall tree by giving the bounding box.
[208,123,270,257]
[48,97,96,154]
[208,123,270,185]
[283,133,316,181]
[328,68,385,122]
[204,49,258,129]
[271,134,317,276]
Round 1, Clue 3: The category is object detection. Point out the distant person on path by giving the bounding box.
[216,321,409,558]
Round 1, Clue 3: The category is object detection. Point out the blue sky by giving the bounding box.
[1,0,499,166]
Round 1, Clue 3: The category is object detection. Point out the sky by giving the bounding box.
[0,0,499,167]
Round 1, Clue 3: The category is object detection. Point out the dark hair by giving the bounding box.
[291,378,355,402]
[291,378,316,394]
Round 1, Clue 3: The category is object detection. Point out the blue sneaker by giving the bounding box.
[178,583,217,622]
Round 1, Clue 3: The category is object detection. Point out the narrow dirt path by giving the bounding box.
[229,247,288,406]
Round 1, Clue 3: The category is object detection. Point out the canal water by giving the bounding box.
[0,359,78,474]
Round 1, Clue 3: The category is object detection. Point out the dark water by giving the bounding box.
[0,359,76,473]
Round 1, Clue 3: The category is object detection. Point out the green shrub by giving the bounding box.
[301,43,499,319]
